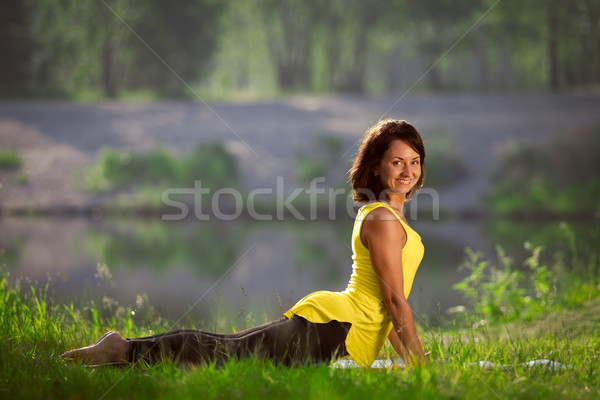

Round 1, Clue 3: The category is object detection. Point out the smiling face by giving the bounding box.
[374,139,422,199]
[350,119,426,203]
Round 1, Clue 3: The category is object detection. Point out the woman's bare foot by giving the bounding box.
[61,331,129,365]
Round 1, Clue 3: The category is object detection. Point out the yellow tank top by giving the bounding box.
[284,201,424,366]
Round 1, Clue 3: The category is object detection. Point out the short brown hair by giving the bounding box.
[349,119,426,202]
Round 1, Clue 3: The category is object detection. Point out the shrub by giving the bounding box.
[488,124,600,214]
[0,150,22,169]
[453,243,557,322]
[86,142,240,192]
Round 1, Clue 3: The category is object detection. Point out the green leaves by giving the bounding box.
[453,243,558,322]
[86,142,240,193]
[489,124,600,215]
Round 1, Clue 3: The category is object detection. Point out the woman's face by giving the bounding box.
[374,139,421,197]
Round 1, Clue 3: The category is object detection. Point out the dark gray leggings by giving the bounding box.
[127,316,351,366]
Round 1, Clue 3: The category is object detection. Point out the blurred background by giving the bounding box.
[0,0,599,329]
[2,0,600,97]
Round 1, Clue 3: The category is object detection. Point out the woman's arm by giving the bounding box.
[387,329,411,361]
[362,207,426,365]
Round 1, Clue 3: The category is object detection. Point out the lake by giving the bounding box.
[1,212,590,330]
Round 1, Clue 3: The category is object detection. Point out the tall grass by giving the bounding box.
[1,241,599,399]
[453,220,599,324]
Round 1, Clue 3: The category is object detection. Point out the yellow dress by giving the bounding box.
[284,201,424,366]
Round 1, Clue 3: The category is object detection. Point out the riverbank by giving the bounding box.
[2,94,600,216]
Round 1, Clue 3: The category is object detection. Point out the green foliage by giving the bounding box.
[0,2,31,96]
[0,150,27,184]
[4,0,600,97]
[183,142,240,189]
[10,0,222,97]
[0,150,22,169]
[489,124,600,214]
[522,242,555,314]
[86,142,239,193]
[454,225,600,323]
[452,243,566,322]
[208,0,276,95]
[454,246,528,321]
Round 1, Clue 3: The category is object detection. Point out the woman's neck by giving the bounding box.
[385,194,406,215]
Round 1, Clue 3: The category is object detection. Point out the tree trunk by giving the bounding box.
[342,23,367,92]
[385,45,402,94]
[272,1,314,90]
[476,28,489,89]
[102,41,118,98]
[547,0,559,91]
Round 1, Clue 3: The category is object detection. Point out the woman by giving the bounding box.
[62,119,427,367]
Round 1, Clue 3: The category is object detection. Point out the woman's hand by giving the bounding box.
[414,351,431,366]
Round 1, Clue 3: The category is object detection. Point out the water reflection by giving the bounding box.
[0,215,592,328]
[85,219,245,278]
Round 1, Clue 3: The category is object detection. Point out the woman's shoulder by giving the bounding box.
[359,201,388,212]
[359,202,399,220]
[359,204,404,238]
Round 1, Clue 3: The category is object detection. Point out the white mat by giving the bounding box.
[331,358,568,369]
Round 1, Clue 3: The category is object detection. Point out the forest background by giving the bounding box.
[2,0,599,99]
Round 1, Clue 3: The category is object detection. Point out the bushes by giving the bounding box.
[0,150,22,169]
[453,222,599,323]
[488,124,600,215]
[86,142,240,192]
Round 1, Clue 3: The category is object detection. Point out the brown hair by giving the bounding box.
[349,119,426,202]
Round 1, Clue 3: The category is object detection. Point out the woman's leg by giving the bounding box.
[191,317,291,339]
[126,316,351,365]
[124,317,291,364]
[63,316,351,366]
[235,315,351,365]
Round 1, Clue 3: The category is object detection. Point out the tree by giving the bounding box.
[315,0,387,92]
[22,0,222,97]
[0,0,32,96]
[259,0,319,90]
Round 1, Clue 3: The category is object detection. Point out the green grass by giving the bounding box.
[1,248,599,400]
